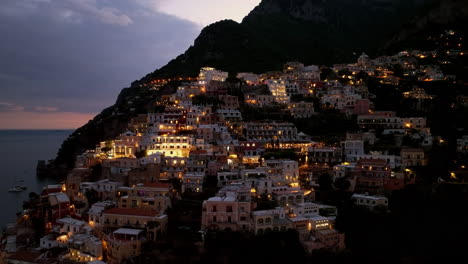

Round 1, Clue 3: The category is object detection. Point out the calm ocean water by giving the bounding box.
[0,130,73,229]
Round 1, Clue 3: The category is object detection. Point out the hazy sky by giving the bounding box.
[0,0,261,129]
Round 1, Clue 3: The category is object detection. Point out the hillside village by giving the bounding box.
[2,29,468,263]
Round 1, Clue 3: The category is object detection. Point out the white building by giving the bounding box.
[56,217,87,236]
[199,67,228,86]
[341,140,365,162]
[351,194,388,210]
[244,121,298,142]
[264,159,299,184]
[237,72,259,85]
[143,135,193,158]
[265,79,290,104]
[216,109,242,121]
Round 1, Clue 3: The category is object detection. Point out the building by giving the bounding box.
[243,121,298,142]
[264,159,299,184]
[201,183,252,232]
[354,159,391,194]
[198,67,228,86]
[237,72,259,85]
[272,185,304,207]
[351,193,389,211]
[265,79,289,104]
[80,179,120,201]
[244,93,276,107]
[56,217,87,236]
[63,234,103,262]
[307,146,342,164]
[288,101,315,119]
[218,95,240,110]
[143,135,192,158]
[117,183,172,212]
[401,148,427,167]
[457,135,468,152]
[128,163,161,186]
[251,207,290,234]
[104,228,144,264]
[216,109,243,121]
[88,201,116,225]
[101,208,168,237]
[341,140,365,162]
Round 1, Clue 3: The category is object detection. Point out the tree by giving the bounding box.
[85,189,99,206]
[334,178,351,192]
[101,140,113,155]
[318,173,333,191]
[135,149,147,159]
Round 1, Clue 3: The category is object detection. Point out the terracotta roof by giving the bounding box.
[103,208,159,217]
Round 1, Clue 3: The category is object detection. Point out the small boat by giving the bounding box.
[8,186,23,192]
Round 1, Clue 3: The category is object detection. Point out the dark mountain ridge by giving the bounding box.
[146,0,439,79]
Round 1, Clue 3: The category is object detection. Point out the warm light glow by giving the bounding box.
[57,235,68,242]
[450,172,457,179]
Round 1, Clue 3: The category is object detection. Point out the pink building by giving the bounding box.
[354,159,391,194]
[353,99,371,115]
[201,184,252,232]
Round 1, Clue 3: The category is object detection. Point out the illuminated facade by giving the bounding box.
[144,135,193,158]
[265,79,290,104]
[288,101,315,119]
[237,72,260,85]
[243,121,298,142]
[198,67,228,86]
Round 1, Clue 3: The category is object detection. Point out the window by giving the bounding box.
[226,206,233,212]
[212,206,217,212]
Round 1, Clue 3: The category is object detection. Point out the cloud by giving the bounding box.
[64,0,133,25]
[0,111,94,129]
[137,0,261,26]
[0,102,25,112]
[35,106,59,112]
[2,0,133,25]
[0,0,199,129]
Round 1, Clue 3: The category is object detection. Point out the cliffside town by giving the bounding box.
[2,28,468,263]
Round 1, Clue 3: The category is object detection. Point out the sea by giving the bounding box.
[0,130,73,229]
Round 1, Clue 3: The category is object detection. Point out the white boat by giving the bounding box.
[8,186,23,192]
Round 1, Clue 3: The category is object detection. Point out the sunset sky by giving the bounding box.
[0,0,261,129]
